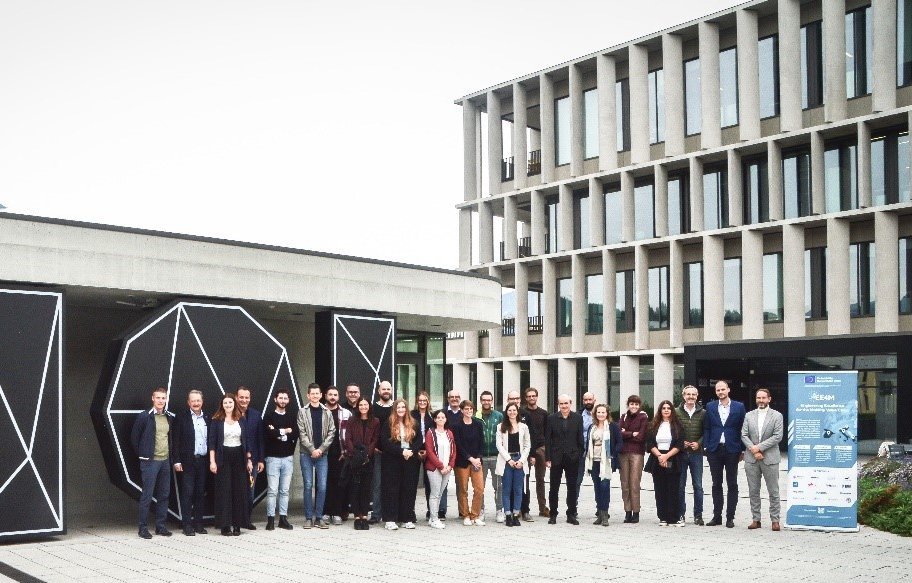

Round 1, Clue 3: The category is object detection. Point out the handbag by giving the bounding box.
[644,452,675,473]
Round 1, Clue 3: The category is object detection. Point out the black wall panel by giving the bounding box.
[315,311,395,401]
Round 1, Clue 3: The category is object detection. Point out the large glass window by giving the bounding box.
[901,238,911,314]
[805,247,827,319]
[667,171,690,236]
[703,165,728,230]
[759,35,780,118]
[604,184,622,244]
[684,58,702,136]
[719,47,739,127]
[616,79,630,152]
[743,156,769,224]
[584,88,599,159]
[555,96,571,166]
[648,266,669,330]
[634,180,655,240]
[783,149,812,218]
[724,257,742,325]
[846,6,873,98]
[586,274,604,334]
[684,261,703,327]
[850,242,875,317]
[616,270,636,332]
[546,197,559,253]
[825,140,858,213]
[763,253,783,322]
[801,20,824,109]
[528,288,543,333]
[574,189,590,249]
[899,0,912,86]
[648,69,665,144]
[871,129,911,206]
[557,277,573,336]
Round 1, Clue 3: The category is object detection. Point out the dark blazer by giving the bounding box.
[379,419,424,458]
[703,400,746,454]
[171,408,210,465]
[344,417,380,460]
[646,420,685,455]
[242,407,265,464]
[208,417,251,468]
[544,411,584,464]
[411,410,434,451]
[131,408,175,460]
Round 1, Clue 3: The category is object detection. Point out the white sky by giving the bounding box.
[0,0,737,269]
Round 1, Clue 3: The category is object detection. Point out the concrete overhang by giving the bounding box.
[0,213,500,333]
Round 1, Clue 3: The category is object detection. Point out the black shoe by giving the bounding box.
[566,515,579,525]
[438,511,446,519]
[368,516,380,525]
[244,523,256,530]
[265,517,275,531]
[706,517,723,526]
[278,516,293,530]
[232,526,241,536]
[221,527,232,536]
[194,526,208,535]
[182,526,195,536]
[725,519,735,528]
[631,512,639,524]
[548,516,557,525]
[513,514,521,526]
[354,518,363,530]
[623,511,632,523]
[138,528,152,539]
[363,518,371,530]
[155,527,172,537]
[505,515,514,527]
[694,516,704,526]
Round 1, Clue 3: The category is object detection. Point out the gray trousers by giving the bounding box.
[744,460,780,522]
[480,455,503,511]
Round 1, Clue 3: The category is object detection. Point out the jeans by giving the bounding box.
[501,454,524,513]
[590,461,611,511]
[480,455,503,511]
[300,453,328,520]
[138,459,170,530]
[678,450,704,518]
[706,449,740,520]
[371,456,383,519]
[265,456,293,517]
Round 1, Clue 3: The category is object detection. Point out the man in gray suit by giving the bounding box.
[740,387,784,531]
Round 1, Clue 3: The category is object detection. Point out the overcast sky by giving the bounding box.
[0,0,737,269]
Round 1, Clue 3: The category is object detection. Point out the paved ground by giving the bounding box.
[1,463,909,583]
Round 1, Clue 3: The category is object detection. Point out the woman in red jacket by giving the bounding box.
[618,394,649,524]
[424,409,456,529]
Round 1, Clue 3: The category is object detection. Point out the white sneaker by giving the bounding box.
[658,521,668,526]
[429,518,445,529]
[673,520,685,527]
[384,522,399,530]
[402,522,416,529]
[331,516,342,526]
[474,517,486,526]
[463,517,473,526]
[496,510,506,523]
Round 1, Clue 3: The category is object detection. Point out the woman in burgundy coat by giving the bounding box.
[618,394,649,524]
[343,398,379,530]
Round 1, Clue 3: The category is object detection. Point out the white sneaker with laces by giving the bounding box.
[474,517,486,526]
[429,518,445,529]
[658,521,668,526]
[463,517,473,526]
[673,520,685,527]
[384,522,399,530]
[496,510,506,523]
[402,522,416,529]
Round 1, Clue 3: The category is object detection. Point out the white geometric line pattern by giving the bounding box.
[333,314,395,402]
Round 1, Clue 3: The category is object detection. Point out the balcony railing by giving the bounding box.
[527,150,541,176]
[528,315,543,334]
[445,331,464,340]
[501,157,514,182]
[499,236,534,261]
[502,317,515,337]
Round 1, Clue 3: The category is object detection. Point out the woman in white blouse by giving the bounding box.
[208,393,252,536]
[495,403,531,527]
[645,400,684,527]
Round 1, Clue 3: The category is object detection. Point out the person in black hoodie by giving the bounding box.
[380,398,422,530]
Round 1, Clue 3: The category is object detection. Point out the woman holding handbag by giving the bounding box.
[645,400,684,527]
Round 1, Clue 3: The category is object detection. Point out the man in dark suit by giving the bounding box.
[171,389,210,536]
[703,380,746,528]
[236,386,265,529]
[131,387,174,539]
[544,394,584,525]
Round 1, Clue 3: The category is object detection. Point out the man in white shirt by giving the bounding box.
[740,387,784,531]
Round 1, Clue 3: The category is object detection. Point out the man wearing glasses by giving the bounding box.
[676,385,706,525]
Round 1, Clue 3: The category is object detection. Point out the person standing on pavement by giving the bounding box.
[520,387,549,520]
[131,387,175,539]
[380,398,422,530]
[343,398,379,531]
[171,389,209,536]
[235,386,264,530]
[676,385,705,525]
[575,392,596,511]
[586,404,621,526]
[424,409,456,530]
[296,382,335,529]
[619,394,649,524]
[262,388,298,531]
[411,391,434,521]
[741,387,784,532]
[646,400,684,527]
[477,390,505,523]
[209,393,253,536]
[324,386,351,525]
[369,380,394,524]
[495,403,530,527]
[545,394,584,525]
[703,380,746,528]
[452,399,485,526]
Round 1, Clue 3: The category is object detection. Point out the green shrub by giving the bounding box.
[857,459,912,537]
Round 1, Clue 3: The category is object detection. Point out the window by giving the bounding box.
[604,184,622,244]
[901,238,911,314]
[759,35,780,118]
[584,88,598,159]
[634,180,655,240]
[648,266,669,330]
[801,21,824,109]
[555,96,571,166]
[845,6,872,98]
[546,197,559,253]
[724,257,742,325]
[684,261,703,326]
[871,129,911,206]
[805,247,827,319]
[684,58,701,135]
[616,79,630,151]
[616,270,636,332]
[783,149,812,218]
[528,288,543,332]
[586,274,604,334]
[719,47,739,127]
[703,165,728,230]
[899,0,912,86]
[667,171,690,236]
[743,156,769,224]
[648,69,665,144]
[501,287,516,324]
[575,359,588,410]
[850,242,875,317]
[574,189,591,249]
[557,277,573,335]
[824,140,858,213]
[763,253,783,322]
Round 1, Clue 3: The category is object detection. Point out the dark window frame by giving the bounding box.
[870,125,910,206]
[846,5,873,99]
[648,265,670,330]
[782,145,813,218]
[583,87,599,160]
[801,20,824,110]
[719,46,740,128]
[556,277,573,336]
[667,170,691,235]
[647,68,665,145]
[703,162,729,230]
[762,252,784,323]
[616,269,636,333]
[850,241,875,318]
[616,78,631,152]
[683,261,704,328]
[572,187,591,250]
[824,136,859,213]
[758,34,780,119]
[742,154,770,224]
[805,247,828,320]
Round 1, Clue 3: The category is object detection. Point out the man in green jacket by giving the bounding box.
[676,385,705,525]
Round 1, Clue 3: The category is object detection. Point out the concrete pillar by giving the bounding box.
[858,121,873,208]
[741,229,764,339]
[690,157,705,232]
[826,217,851,335]
[504,196,518,260]
[622,171,635,242]
[811,131,825,214]
[778,0,802,132]
[727,149,743,227]
[590,176,605,246]
[530,360,549,406]
[635,245,649,350]
[515,261,529,356]
[629,44,650,164]
[479,201,494,264]
[464,331,479,360]
[476,110,484,196]
[542,258,556,354]
[875,211,900,333]
[487,91,503,196]
[512,82,529,190]
[503,360,521,407]
[571,254,586,353]
[653,353,675,406]
[602,249,617,352]
[823,0,848,122]
[453,363,471,396]
[477,361,496,405]
[662,33,685,156]
[531,190,547,255]
[669,239,684,348]
[570,64,585,176]
[620,355,640,399]
[782,223,807,337]
[654,165,669,238]
[768,140,784,221]
[488,266,503,359]
[588,356,608,406]
[558,359,576,402]
[459,208,472,269]
[463,100,478,200]
[703,234,725,341]
[737,8,761,141]
[597,54,619,171]
[540,74,556,183]
[559,184,574,252]
[699,22,721,149]
[872,0,898,112]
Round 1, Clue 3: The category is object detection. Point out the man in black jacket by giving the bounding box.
[545,394,584,525]
[236,386,265,529]
[131,387,175,539]
[171,389,210,536]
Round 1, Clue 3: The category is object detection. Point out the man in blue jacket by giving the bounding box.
[703,380,745,528]
[237,386,265,530]
[131,387,175,539]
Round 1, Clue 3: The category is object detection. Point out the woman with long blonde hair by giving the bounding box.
[379,398,422,530]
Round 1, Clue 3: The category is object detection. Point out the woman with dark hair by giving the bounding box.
[452,399,485,525]
[586,404,622,526]
[411,391,434,521]
[646,399,684,527]
[619,394,649,523]
[343,398,379,530]
[495,403,530,526]
[209,392,252,536]
[424,409,456,529]
[380,398,422,530]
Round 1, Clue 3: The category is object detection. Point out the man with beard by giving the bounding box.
[235,386,264,530]
[476,391,504,522]
[575,392,596,510]
[520,387,549,520]
[323,386,351,525]
[676,385,705,525]
[341,383,361,412]
[741,388,783,532]
[369,380,394,524]
[263,388,298,530]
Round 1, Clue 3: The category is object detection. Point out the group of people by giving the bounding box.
[130,378,784,538]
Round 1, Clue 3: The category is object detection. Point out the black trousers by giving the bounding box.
[214,446,247,528]
[325,452,347,517]
[179,455,208,528]
[381,453,419,523]
[548,456,580,518]
[707,449,740,520]
[349,460,373,516]
[652,464,681,523]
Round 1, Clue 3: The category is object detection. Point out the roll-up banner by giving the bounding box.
[785,371,859,532]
